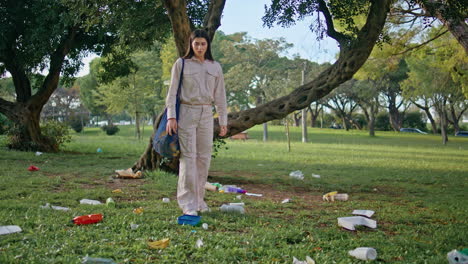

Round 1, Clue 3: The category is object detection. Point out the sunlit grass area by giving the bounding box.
[0,125,466,263]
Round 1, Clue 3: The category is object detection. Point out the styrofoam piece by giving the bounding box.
[352,210,375,218]
[348,247,377,260]
[0,225,22,235]
[80,199,102,205]
[337,216,377,230]
[292,256,316,264]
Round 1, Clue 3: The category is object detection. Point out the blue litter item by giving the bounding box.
[177,215,201,226]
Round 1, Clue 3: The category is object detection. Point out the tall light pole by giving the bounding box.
[301,62,308,143]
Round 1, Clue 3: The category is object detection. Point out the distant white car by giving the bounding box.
[400,128,428,134]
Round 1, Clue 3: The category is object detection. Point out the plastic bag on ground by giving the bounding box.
[0,225,22,235]
[80,199,102,205]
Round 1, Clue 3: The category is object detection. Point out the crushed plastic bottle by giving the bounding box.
[80,199,102,205]
[348,247,377,261]
[40,203,71,211]
[220,204,245,214]
[82,256,116,264]
[72,214,103,225]
[289,170,304,180]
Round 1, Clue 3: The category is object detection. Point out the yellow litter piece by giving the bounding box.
[112,189,123,193]
[133,207,144,214]
[322,191,338,202]
[148,238,170,249]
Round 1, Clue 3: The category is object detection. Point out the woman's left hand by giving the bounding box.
[219,125,228,137]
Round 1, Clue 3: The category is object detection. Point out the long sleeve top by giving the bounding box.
[165,57,228,126]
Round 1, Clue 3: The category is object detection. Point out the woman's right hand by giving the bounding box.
[166,119,178,136]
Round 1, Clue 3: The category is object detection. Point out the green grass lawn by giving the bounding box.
[0,125,467,263]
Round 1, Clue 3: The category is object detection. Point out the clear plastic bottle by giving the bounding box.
[82,256,116,264]
[220,204,245,214]
[106,198,115,207]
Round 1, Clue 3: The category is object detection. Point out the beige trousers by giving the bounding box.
[177,104,213,213]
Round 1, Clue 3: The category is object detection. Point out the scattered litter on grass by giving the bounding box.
[133,207,144,214]
[323,191,348,201]
[447,249,468,264]
[202,223,208,230]
[204,182,218,191]
[111,189,122,193]
[178,215,201,226]
[337,216,377,231]
[40,203,70,211]
[114,168,142,179]
[162,198,170,203]
[105,198,115,207]
[195,238,204,248]
[0,225,22,235]
[311,173,321,178]
[148,238,169,249]
[348,247,377,261]
[82,256,116,264]
[289,170,304,180]
[72,214,103,225]
[96,148,103,153]
[292,256,315,264]
[80,199,102,205]
[281,199,291,204]
[27,165,39,171]
[35,152,43,156]
[352,210,375,218]
[246,193,262,197]
[220,204,245,214]
[130,224,139,230]
[220,185,247,194]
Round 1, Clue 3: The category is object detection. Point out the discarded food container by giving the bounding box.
[204,182,218,192]
[82,256,116,264]
[338,216,377,231]
[220,204,245,214]
[447,249,468,264]
[348,247,377,261]
[148,238,170,249]
[80,199,102,205]
[40,203,71,211]
[28,165,39,171]
[72,214,103,225]
[105,198,115,207]
[177,215,201,226]
[293,256,316,264]
[289,170,304,180]
[352,210,375,218]
[0,225,22,235]
[162,198,170,203]
[202,223,208,230]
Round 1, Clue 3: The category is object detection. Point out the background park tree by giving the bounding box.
[0,0,170,151]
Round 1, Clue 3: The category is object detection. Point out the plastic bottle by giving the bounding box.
[348,247,377,261]
[334,193,349,201]
[82,256,116,264]
[220,204,245,214]
[224,186,247,194]
[105,198,115,207]
[72,214,103,225]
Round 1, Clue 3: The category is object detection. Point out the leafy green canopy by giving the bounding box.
[0,0,170,81]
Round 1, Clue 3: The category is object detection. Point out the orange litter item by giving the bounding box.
[72,214,103,225]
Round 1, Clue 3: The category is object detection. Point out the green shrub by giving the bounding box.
[68,114,89,133]
[6,120,71,151]
[375,112,392,131]
[403,111,426,131]
[101,125,120,135]
[41,120,72,147]
[0,113,13,135]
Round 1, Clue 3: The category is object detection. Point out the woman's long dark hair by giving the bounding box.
[183,29,214,61]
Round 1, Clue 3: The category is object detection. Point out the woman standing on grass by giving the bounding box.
[165,29,228,216]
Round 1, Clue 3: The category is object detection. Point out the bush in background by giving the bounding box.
[0,114,13,134]
[101,125,120,135]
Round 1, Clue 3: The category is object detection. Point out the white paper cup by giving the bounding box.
[349,247,377,260]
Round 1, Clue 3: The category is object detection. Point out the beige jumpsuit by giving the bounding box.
[166,57,227,214]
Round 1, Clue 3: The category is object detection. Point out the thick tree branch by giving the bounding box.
[415,0,468,54]
[202,0,226,41]
[162,0,192,56]
[317,0,349,46]
[31,27,78,108]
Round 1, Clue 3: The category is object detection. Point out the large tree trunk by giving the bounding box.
[133,0,392,171]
